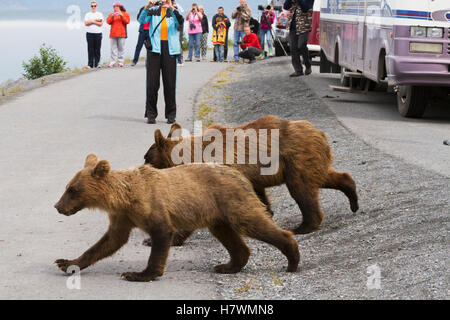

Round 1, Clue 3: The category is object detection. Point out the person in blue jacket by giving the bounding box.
[139,0,184,124]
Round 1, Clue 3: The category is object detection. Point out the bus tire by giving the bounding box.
[397,85,427,118]
[275,41,286,57]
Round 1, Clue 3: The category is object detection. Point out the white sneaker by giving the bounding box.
[178,63,184,67]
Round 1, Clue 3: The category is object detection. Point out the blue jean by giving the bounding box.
[188,33,202,59]
[259,29,272,51]
[133,30,150,64]
[214,45,224,61]
[233,30,245,61]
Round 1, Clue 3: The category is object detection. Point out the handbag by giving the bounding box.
[144,11,168,51]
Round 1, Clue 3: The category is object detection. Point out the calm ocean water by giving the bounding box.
[0,0,267,83]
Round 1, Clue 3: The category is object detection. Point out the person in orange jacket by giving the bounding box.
[106,2,130,67]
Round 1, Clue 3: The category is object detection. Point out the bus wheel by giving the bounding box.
[275,41,287,57]
[397,85,427,118]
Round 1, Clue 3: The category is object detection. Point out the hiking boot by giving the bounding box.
[289,71,304,77]
[305,66,312,75]
[147,118,156,124]
[167,118,176,124]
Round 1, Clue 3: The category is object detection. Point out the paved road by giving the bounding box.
[0,56,229,299]
[303,65,450,178]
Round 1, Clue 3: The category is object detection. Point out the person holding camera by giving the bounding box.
[139,0,184,124]
[283,0,314,77]
[232,0,252,62]
[106,2,130,68]
[238,26,262,63]
[84,1,103,69]
[259,5,275,58]
[185,3,203,62]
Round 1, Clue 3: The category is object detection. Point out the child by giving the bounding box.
[212,17,227,62]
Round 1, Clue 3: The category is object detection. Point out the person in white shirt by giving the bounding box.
[84,1,104,68]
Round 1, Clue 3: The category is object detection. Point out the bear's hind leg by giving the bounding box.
[322,169,359,213]
[209,224,251,274]
[285,180,324,235]
[242,216,300,272]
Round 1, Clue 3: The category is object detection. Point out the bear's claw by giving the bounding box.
[120,272,158,282]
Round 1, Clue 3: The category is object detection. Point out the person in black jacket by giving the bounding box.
[132,6,150,65]
[283,0,314,77]
[212,7,231,61]
[199,6,209,60]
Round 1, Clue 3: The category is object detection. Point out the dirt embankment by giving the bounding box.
[189,58,449,299]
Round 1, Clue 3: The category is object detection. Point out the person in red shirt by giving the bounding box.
[238,26,263,63]
[106,2,130,67]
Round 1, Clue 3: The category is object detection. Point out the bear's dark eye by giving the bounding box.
[67,187,77,195]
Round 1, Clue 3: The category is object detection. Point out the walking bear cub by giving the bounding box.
[54,154,299,282]
[144,115,359,241]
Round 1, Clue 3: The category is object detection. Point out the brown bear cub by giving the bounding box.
[144,115,359,242]
[54,154,299,282]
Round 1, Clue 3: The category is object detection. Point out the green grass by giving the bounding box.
[197,103,212,120]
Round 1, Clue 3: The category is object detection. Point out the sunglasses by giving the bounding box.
[91,5,97,7]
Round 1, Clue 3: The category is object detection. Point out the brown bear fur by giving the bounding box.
[144,115,358,242]
[54,154,300,282]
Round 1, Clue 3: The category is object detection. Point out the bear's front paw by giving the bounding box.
[120,272,159,282]
[55,259,79,273]
[214,263,242,274]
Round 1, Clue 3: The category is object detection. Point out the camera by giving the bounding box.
[258,5,281,11]
[154,1,163,6]
[237,6,242,12]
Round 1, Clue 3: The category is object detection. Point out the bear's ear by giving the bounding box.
[167,123,182,139]
[84,154,99,168]
[92,160,111,179]
[154,129,167,149]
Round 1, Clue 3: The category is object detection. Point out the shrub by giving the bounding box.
[22,44,67,80]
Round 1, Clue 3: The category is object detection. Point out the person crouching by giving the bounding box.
[238,26,262,63]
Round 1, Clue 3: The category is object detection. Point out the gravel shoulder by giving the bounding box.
[193,57,449,299]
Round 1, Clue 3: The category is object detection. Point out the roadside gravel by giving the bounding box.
[189,57,449,299]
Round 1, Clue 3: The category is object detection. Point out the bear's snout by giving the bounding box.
[54,203,64,215]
